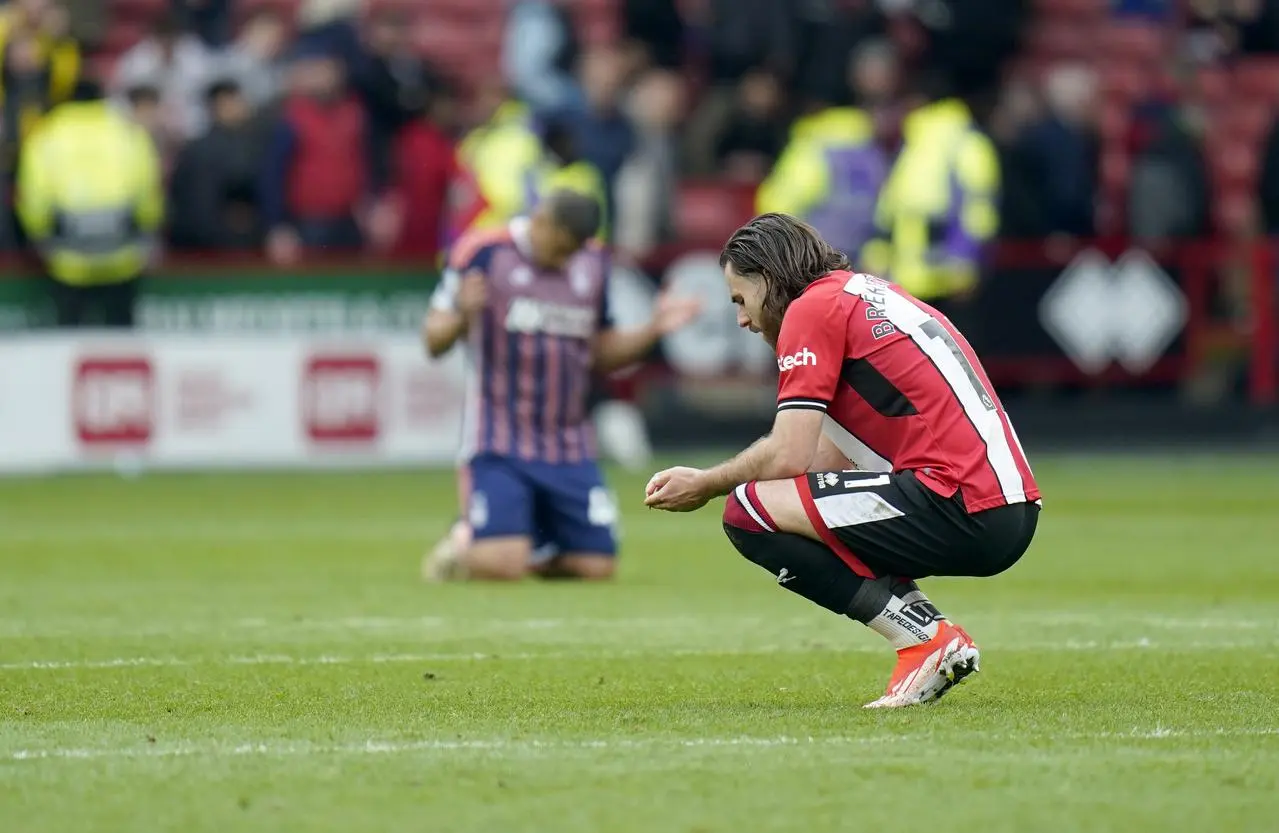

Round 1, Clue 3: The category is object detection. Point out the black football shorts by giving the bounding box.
[796,469,1039,580]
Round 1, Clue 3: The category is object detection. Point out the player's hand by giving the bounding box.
[456,271,488,317]
[650,290,702,335]
[644,466,712,512]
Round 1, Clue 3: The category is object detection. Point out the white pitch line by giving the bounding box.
[2,611,1276,642]
[0,510,1254,544]
[0,516,711,544]
[4,638,1278,672]
[5,727,1278,765]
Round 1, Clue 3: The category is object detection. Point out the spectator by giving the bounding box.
[1264,114,1279,231]
[352,7,443,192]
[388,97,458,262]
[1019,65,1100,237]
[989,77,1052,239]
[114,12,217,141]
[566,48,635,232]
[260,49,374,264]
[168,80,266,250]
[793,0,884,107]
[122,83,177,173]
[503,0,584,118]
[622,0,684,70]
[713,68,786,181]
[54,0,104,49]
[214,7,289,111]
[0,10,78,247]
[447,79,544,238]
[539,117,609,237]
[172,0,233,48]
[682,0,799,174]
[292,0,363,66]
[1,26,77,174]
[849,38,902,143]
[17,79,162,328]
[615,70,684,259]
[1129,70,1210,241]
[1186,0,1279,58]
[0,1,79,162]
[298,0,362,29]
[756,99,886,259]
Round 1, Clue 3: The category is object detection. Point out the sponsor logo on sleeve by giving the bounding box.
[777,347,817,372]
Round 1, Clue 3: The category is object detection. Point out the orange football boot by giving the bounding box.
[864,621,981,708]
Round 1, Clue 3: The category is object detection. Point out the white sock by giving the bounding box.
[864,590,945,651]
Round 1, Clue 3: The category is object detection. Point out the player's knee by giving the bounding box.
[465,539,529,581]
[722,488,774,569]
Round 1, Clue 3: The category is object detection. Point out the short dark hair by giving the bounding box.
[545,189,601,245]
[204,78,242,105]
[153,11,184,39]
[71,79,106,102]
[719,213,850,332]
[126,84,161,105]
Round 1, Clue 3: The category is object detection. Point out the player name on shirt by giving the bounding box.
[773,270,1040,513]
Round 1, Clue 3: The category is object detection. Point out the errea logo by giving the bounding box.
[777,348,817,372]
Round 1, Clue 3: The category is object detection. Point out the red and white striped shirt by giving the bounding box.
[775,271,1039,513]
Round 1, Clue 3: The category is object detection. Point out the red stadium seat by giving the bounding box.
[1223,101,1274,142]
[1207,140,1261,188]
[102,22,150,56]
[1211,190,1256,235]
[1099,61,1153,101]
[1234,58,1279,104]
[1192,65,1232,107]
[1099,149,1132,193]
[1098,101,1131,143]
[579,14,619,46]
[366,0,421,14]
[423,0,502,21]
[675,182,756,244]
[1025,21,1094,61]
[108,0,167,23]
[86,53,120,84]
[1101,23,1166,65]
[1032,0,1107,20]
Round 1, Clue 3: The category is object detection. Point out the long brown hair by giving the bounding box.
[718,213,850,335]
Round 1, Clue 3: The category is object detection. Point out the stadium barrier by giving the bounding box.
[0,238,1274,468]
[0,332,467,474]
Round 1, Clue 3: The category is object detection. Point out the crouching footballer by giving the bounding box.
[646,213,1041,708]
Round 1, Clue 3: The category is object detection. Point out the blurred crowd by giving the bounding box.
[8,0,1279,277]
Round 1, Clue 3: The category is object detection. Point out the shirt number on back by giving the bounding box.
[920,319,996,412]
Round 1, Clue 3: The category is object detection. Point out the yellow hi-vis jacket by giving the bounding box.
[756,106,886,256]
[456,100,608,238]
[17,100,162,286]
[860,99,1000,301]
[457,101,545,232]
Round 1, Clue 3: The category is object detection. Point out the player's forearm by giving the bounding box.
[592,325,660,373]
[700,434,808,498]
[423,311,467,358]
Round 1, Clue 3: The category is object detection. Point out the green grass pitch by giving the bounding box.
[2,454,1278,832]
